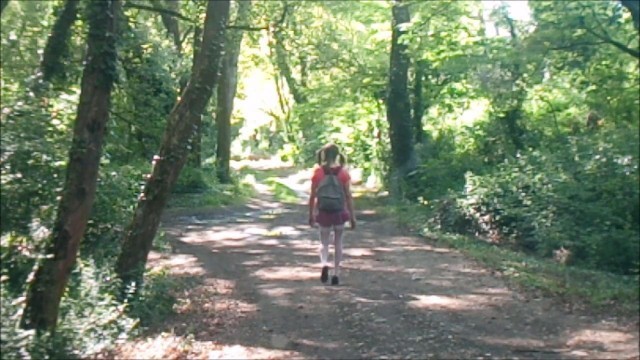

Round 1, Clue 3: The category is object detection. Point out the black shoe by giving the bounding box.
[331,275,339,285]
[321,266,329,283]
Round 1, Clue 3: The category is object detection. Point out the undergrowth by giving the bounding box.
[379,198,640,318]
[168,166,254,209]
[264,177,300,203]
[0,163,249,359]
[1,252,193,360]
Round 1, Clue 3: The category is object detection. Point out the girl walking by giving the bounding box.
[308,143,356,285]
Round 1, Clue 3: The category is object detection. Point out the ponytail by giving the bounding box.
[316,149,326,166]
[338,153,346,166]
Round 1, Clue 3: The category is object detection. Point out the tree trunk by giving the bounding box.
[215,0,251,184]
[158,0,182,52]
[187,25,203,168]
[116,0,230,289]
[273,29,305,104]
[299,53,307,87]
[386,0,416,190]
[412,59,427,144]
[621,0,639,32]
[502,106,524,151]
[1,0,9,16]
[180,25,200,94]
[40,0,80,84]
[503,14,526,152]
[20,0,120,333]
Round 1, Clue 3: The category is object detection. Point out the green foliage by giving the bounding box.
[527,0,639,121]
[410,129,485,201]
[294,92,389,176]
[83,162,148,265]
[395,0,640,278]
[1,1,83,85]
[1,261,137,360]
[1,0,247,356]
[55,262,137,357]
[173,166,211,194]
[0,287,36,359]
[423,231,639,316]
[0,88,73,236]
[0,87,77,293]
[429,126,639,275]
[170,166,254,209]
[109,24,179,162]
[1,212,190,359]
[242,1,392,178]
[371,192,639,316]
[126,268,191,328]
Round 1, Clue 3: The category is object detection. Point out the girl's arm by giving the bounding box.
[344,182,356,229]
[308,183,317,227]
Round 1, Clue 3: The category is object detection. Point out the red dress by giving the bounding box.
[311,166,351,227]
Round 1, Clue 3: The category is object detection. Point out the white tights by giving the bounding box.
[319,225,344,276]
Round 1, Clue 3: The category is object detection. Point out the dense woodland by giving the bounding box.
[1,0,638,358]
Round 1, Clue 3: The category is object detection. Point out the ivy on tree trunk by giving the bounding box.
[215,0,252,184]
[115,0,230,290]
[501,13,526,153]
[40,0,80,84]
[158,0,182,52]
[272,28,305,104]
[1,0,9,16]
[21,0,120,333]
[386,0,416,195]
[187,24,203,168]
[412,59,427,144]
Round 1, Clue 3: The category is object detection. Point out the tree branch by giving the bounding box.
[227,24,268,31]
[222,2,288,32]
[584,5,640,58]
[548,41,607,51]
[583,25,640,58]
[271,1,290,31]
[180,25,193,46]
[123,2,194,22]
[158,0,182,52]
[124,1,288,33]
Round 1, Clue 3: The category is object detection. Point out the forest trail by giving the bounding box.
[108,159,639,360]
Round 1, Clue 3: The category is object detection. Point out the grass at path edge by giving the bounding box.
[359,195,640,320]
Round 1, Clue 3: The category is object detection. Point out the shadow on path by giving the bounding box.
[116,161,640,359]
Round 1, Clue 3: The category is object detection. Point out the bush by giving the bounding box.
[0,232,42,295]
[83,163,147,265]
[1,261,138,360]
[1,281,37,360]
[126,268,189,327]
[437,127,639,274]
[0,92,69,236]
[173,166,214,194]
[0,159,185,359]
[410,134,484,202]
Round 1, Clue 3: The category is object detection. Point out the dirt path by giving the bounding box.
[111,162,639,359]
